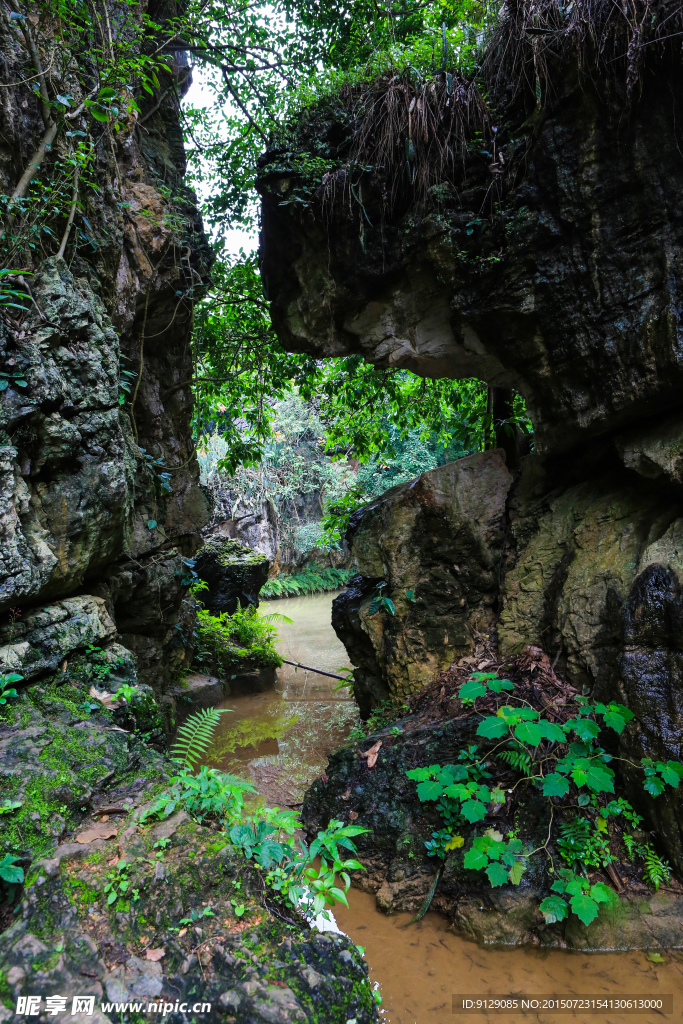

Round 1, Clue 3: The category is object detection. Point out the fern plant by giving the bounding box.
[171,708,227,769]
[642,845,671,890]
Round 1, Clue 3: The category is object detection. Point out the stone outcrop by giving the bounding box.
[194,537,269,615]
[0,684,377,1024]
[332,451,511,714]
[259,35,683,878]
[0,6,211,695]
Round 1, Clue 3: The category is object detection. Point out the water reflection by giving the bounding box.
[203,590,359,807]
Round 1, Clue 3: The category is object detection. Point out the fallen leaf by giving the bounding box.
[178,928,188,938]
[647,952,666,963]
[75,824,119,844]
[145,948,165,962]
[341,789,351,801]
[360,740,382,768]
[485,828,504,843]
[89,686,122,710]
[348,810,358,820]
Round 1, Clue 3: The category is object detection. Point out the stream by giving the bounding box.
[203,592,683,1024]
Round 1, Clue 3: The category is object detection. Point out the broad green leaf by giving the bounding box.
[486,861,509,887]
[416,780,443,802]
[589,882,613,905]
[539,895,568,924]
[487,677,514,693]
[459,679,486,701]
[490,787,506,804]
[406,765,440,782]
[508,859,526,885]
[514,721,543,746]
[643,775,665,797]
[602,711,627,734]
[477,716,508,739]
[463,846,488,871]
[566,718,600,742]
[570,893,600,926]
[461,799,487,823]
[583,763,615,794]
[542,773,570,798]
[538,721,567,743]
[660,765,681,788]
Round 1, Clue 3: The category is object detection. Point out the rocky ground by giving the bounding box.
[0,676,378,1024]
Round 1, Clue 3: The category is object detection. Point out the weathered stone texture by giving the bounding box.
[0,6,210,692]
[333,451,511,711]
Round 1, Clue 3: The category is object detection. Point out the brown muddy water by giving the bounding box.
[203,592,683,1023]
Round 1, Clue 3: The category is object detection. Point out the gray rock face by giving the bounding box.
[259,64,683,456]
[0,6,211,692]
[332,451,512,713]
[259,51,683,879]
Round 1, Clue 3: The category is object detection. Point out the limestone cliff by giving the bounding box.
[259,7,683,865]
[0,2,211,696]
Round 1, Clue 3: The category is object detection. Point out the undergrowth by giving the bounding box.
[261,566,354,599]
[194,606,282,676]
[407,671,679,927]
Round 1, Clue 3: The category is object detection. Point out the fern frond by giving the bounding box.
[497,749,532,773]
[171,707,227,768]
[642,844,671,890]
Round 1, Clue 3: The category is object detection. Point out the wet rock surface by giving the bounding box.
[0,688,377,1024]
[331,451,511,712]
[194,538,270,616]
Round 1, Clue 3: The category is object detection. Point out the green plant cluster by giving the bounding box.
[261,567,354,599]
[407,672,681,927]
[194,605,282,676]
[142,708,369,920]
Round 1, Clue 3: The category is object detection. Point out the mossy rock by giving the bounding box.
[194,538,270,615]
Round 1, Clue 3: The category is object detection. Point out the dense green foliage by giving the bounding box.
[261,567,354,598]
[194,605,282,676]
[144,709,369,918]
[407,672,679,926]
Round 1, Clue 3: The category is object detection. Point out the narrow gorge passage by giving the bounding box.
[201,592,358,807]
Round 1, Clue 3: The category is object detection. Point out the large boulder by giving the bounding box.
[194,537,270,615]
[332,451,512,714]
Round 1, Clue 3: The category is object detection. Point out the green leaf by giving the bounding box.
[107,891,117,905]
[463,846,488,871]
[566,718,600,742]
[406,765,440,782]
[570,893,600,926]
[589,882,613,905]
[539,895,568,924]
[508,859,526,885]
[538,721,567,743]
[487,677,514,693]
[514,721,543,746]
[643,775,665,797]
[542,773,570,798]
[477,716,508,739]
[458,678,486,701]
[416,780,443,802]
[660,765,681,788]
[461,799,487,823]
[486,861,509,887]
[602,711,627,734]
